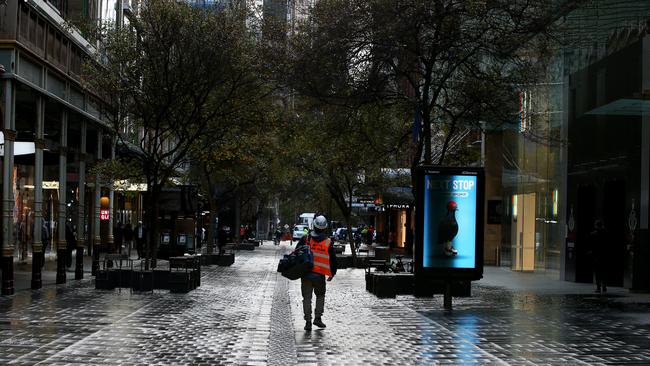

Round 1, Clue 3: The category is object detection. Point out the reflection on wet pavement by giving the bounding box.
[1,243,649,365]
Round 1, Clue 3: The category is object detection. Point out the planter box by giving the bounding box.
[200,255,212,266]
[217,253,235,266]
[365,272,375,292]
[132,271,153,292]
[190,269,199,289]
[169,271,192,293]
[336,255,352,269]
[117,269,132,288]
[95,269,118,290]
[153,269,169,290]
[372,273,396,298]
[205,254,219,265]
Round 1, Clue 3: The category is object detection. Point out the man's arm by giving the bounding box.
[328,239,337,277]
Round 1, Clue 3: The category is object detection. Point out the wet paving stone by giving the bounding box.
[1,243,650,365]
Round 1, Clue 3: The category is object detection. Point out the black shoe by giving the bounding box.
[304,321,312,331]
[313,318,326,328]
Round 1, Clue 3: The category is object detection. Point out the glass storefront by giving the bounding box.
[500,0,650,281]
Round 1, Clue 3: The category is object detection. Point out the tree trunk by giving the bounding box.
[143,183,161,270]
[206,198,218,254]
[423,104,432,164]
[234,191,241,243]
[151,184,161,268]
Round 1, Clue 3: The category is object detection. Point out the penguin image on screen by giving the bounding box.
[439,201,459,257]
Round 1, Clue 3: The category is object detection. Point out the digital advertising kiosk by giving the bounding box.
[414,166,485,309]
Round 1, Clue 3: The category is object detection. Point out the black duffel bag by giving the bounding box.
[277,245,313,280]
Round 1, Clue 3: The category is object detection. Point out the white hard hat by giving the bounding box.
[313,215,328,230]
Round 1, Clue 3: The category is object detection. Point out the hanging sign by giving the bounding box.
[100,209,110,221]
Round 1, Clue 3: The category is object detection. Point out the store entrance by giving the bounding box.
[512,193,535,271]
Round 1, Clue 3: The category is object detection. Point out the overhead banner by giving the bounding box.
[415,166,484,280]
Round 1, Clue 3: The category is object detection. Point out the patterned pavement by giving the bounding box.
[1,242,650,365]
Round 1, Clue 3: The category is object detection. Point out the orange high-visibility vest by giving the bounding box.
[308,237,332,277]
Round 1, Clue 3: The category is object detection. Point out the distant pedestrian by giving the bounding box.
[296,215,337,331]
[135,221,145,259]
[589,219,607,293]
[239,225,246,241]
[123,223,134,257]
[217,226,230,254]
[274,227,282,245]
[65,220,76,267]
[41,220,50,268]
[366,225,374,245]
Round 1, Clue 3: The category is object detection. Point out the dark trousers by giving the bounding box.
[301,276,326,321]
[136,240,144,258]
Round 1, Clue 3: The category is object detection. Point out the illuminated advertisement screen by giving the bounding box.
[415,167,484,279]
[423,175,477,268]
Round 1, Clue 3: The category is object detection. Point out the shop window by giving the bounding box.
[18,54,42,87]
[47,72,66,99]
[69,86,85,109]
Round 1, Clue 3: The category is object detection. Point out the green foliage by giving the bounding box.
[282,0,560,167]
[88,158,144,187]
[83,0,260,186]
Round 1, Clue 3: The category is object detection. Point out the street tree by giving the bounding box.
[83,0,259,267]
[285,98,410,262]
[282,0,566,179]
[189,104,290,251]
[267,4,411,259]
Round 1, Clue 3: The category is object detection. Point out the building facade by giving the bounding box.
[498,0,650,290]
[0,0,117,295]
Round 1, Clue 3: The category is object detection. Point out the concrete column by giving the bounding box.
[31,96,44,289]
[56,110,67,284]
[1,79,15,295]
[91,130,102,276]
[75,121,86,280]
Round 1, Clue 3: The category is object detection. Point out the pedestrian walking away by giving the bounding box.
[296,215,337,331]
